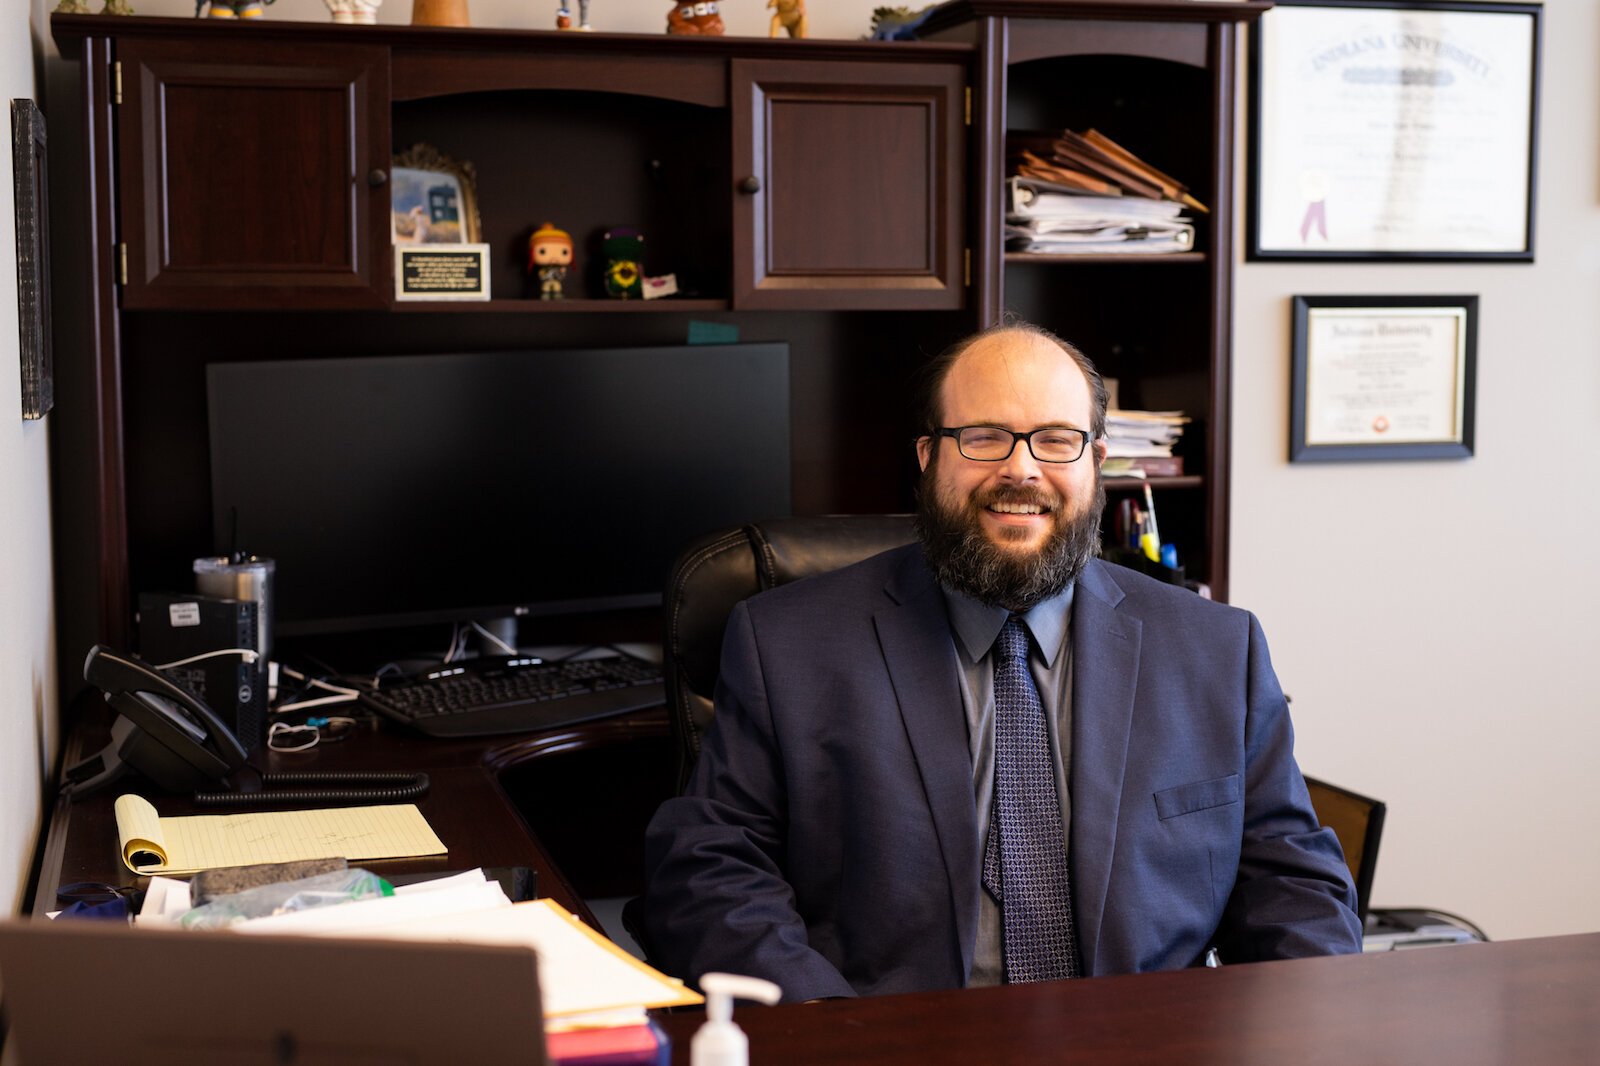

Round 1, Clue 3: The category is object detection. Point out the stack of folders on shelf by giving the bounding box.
[139,868,699,1065]
[1006,128,1205,255]
[1102,409,1191,478]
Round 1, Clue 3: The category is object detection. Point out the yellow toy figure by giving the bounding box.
[528,223,574,300]
[769,0,806,38]
[195,0,274,15]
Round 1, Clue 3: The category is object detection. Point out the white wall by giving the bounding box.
[2,0,60,916]
[1231,0,1600,941]
[49,0,1600,939]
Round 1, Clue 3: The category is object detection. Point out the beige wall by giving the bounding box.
[2,0,59,917]
[44,0,1600,938]
[1232,0,1600,940]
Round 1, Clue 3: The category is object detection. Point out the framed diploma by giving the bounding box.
[1290,295,1478,461]
[1249,1,1541,260]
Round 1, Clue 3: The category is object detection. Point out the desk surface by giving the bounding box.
[657,933,1600,1065]
[32,703,670,923]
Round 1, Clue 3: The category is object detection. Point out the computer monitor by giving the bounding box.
[206,344,791,637]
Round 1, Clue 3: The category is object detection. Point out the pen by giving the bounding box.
[1140,484,1162,563]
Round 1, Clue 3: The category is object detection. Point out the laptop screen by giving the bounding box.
[0,920,547,1065]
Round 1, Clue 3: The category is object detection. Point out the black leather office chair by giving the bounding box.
[661,514,917,792]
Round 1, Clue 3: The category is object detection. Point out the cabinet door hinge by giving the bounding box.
[963,247,971,287]
[113,61,123,105]
[117,243,128,286]
[964,86,972,126]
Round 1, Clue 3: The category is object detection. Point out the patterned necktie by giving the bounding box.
[981,614,1081,981]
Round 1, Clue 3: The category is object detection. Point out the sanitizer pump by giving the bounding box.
[691,972,782,1066]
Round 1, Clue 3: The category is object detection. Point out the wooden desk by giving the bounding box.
[30,702,671,924]
[656,934,1600,1065]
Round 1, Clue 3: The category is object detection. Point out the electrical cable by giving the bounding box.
[153,647,259,670]
[272,666,362,715]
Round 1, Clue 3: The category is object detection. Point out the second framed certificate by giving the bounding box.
[1290,295,1478,462]
[1249,1,1541,260]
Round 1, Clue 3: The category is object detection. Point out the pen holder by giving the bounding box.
[1105,547,1185,587]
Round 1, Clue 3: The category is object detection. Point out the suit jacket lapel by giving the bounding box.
[874,548,981,979]
[1070,560,1142,976]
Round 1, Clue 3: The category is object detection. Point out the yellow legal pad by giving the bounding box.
[112,794,447,875]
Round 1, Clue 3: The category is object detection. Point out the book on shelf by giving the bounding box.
[1103,455,1185,478]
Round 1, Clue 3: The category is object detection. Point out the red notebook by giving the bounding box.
[548,1021,671,1066]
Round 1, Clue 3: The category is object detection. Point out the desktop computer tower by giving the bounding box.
[137,592,266,755]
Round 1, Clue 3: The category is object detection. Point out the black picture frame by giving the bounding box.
[1290,294,1478,462]
[12,99,52,420]
[1248,1,1542,262]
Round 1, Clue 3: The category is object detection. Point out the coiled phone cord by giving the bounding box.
[193,769,430,808]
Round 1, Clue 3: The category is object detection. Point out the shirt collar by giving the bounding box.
[942,579,1075,667]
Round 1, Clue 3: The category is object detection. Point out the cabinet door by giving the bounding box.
[731,59,966,310]
[117,39,390,310]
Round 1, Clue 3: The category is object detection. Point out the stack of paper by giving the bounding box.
[1006,177,1194,255]
[137,869,693,1065]
[233,871,701,1020]
[1005,128,1202,255]
[1103,409,1190,477]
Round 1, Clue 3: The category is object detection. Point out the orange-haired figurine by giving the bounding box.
[528,222,574,299]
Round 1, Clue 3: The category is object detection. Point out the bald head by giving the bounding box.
[915,323,1108,442]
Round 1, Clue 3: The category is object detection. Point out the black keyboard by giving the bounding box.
[361,654,664,738]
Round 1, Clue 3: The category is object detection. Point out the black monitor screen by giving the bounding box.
[206,344,791,636]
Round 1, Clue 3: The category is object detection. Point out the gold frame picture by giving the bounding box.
[391,143,482,245]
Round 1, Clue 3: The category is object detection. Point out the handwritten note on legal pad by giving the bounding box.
[112,794,447,876]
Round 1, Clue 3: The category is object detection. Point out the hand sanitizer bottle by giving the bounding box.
[691,973,782,1066]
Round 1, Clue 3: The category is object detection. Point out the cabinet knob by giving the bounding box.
[367,168,389,188]
[739,175,762,195]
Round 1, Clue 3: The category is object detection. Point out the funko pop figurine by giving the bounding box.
[602,227,645,299]
[666,1,723,35]
[528,222,575,300]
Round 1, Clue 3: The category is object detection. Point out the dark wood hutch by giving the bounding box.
[46,0,1265,896]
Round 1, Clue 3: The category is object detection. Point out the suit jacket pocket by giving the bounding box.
[1153,773,1240,821]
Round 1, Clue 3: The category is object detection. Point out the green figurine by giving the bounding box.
[603,227,645,299]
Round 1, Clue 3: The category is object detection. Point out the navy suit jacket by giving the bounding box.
[642,546,1361,1002]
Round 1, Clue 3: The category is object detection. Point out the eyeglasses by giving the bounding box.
[933,425,1096,464]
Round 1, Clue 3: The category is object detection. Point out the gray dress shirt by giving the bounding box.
[941,582,1076,986]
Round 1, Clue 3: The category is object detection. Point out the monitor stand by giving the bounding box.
[473,616,521,658]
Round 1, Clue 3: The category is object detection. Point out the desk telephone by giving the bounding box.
[65,645,428,806]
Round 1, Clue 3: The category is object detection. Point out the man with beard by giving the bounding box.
[641,323,1360,1002]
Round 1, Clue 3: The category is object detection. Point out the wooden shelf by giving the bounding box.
[392,298,730,313]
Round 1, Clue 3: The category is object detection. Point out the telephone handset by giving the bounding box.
[69,644,249,795]
[66,644,429,805]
